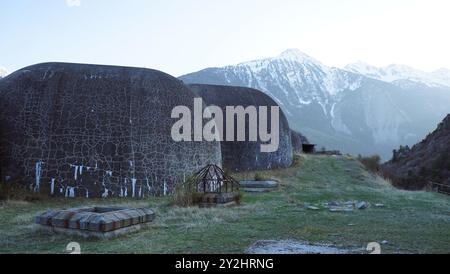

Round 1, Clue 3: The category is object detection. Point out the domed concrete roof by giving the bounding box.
[188,84,293,172]
[0,63,222,198]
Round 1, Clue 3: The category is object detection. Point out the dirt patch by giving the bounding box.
[246,240,354,254]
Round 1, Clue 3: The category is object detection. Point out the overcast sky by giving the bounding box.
[1,0,449,76]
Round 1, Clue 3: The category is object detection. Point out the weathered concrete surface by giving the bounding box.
[40,222,153,240]
[195,192,240,205]
[239,181,278,189]
[35,206,155,239]
[0,63,222,198]
[290,130,309,153]
[242,188,274,193]
[188,84,293,172]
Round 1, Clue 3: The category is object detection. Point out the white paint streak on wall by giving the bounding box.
[35,161,42,192]
[50,178,55,195]
[131,178,137,198]
[69,187,75,198]
[146,177,151,197]
[124,178,128,197]
[102,187,109,198]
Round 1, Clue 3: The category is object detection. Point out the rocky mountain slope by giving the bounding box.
[345,62,450,88]
[382,115,450,190]
[180,49,450,159]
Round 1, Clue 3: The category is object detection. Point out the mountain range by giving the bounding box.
[180,49,450,160]
[345,62,450,88]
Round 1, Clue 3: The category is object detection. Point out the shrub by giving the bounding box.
[292,155,302,167]
[254,173,271,181]
[0,181,46,202]
[432,152,450,170]
[358,155,381,174]
[171,177,199,207]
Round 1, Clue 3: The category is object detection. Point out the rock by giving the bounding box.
[381,115,450,190]
[329,207,354,212]
[356,201,369,210]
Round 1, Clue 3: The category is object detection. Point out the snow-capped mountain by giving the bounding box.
[345,62,450,88]
[0,68,7,79]
[182,49,364,117]
[432,68,450,86]
[180,49,450,159]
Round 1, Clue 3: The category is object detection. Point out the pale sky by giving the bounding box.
[1,0,449,76]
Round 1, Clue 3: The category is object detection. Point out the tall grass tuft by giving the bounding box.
[170,176,200,207]
[0,181,48,202]
[357,155,381,174]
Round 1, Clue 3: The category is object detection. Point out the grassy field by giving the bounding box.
[0,155,449,254]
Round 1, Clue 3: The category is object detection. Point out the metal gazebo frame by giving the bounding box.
[190,164,240,194]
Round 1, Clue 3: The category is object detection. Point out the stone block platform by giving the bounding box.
[35,206,155,239]
[195,192,240,208]
[239,181,279,193]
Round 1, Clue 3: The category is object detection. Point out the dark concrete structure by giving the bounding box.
[188,84,293,172]
[0,63,222,198]
[291,130,309,153]
[302,144,316,154]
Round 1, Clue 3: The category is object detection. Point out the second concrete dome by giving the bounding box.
[188,84,293,172]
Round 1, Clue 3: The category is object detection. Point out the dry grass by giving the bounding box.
[357,155,381,174]
[0,155,449,254]
[155,202,266,230]
[170,178,199,207]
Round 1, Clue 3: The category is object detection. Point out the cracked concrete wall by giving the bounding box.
[188,84,293,172]
[0,63,222,198]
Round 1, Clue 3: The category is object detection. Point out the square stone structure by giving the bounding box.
[239,180,279,193]
[35,206,155,239]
